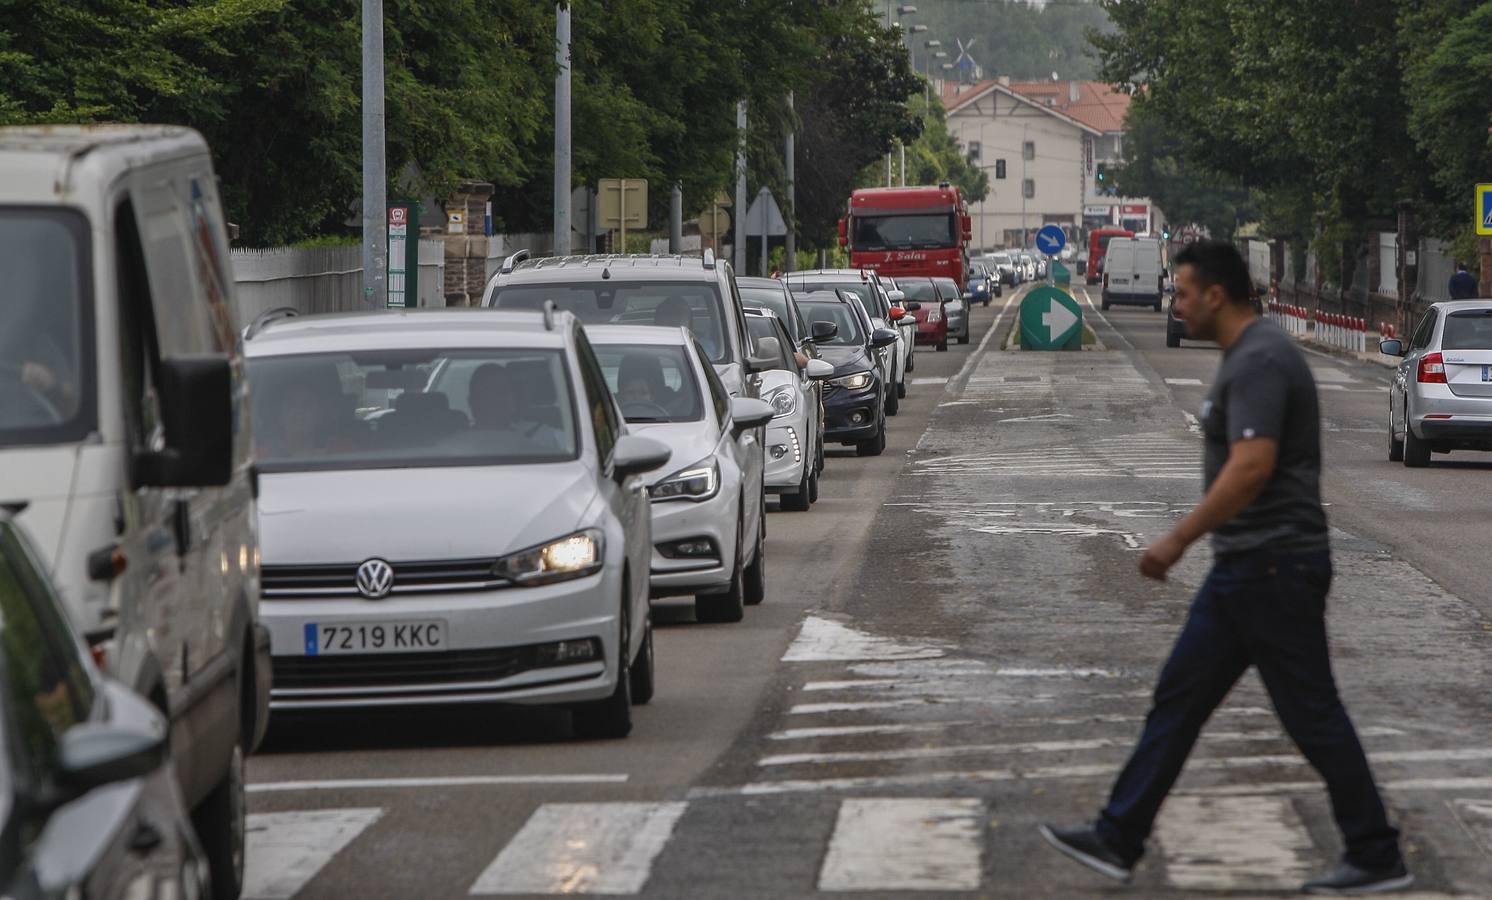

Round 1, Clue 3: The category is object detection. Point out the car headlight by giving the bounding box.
[493,529,604,586]
[764,385,796,418]
[649,459,720,502]
[830,371,873,390]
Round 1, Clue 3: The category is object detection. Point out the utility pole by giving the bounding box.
[361,0,386,306]
[669,183,683,254]
[553,3,571,256]
[1021,122,1029,249]
[785,91,796,272]
[735,100,747,273]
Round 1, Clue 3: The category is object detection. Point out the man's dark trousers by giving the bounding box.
[1094,548,1401,869]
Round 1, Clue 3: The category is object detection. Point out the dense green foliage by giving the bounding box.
[0,0,925,249]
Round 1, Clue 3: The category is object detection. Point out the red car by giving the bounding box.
[894,278,949,351]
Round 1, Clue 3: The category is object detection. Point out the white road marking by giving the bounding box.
[1165,378,1204,386]
[757,727,1406,768]
[1317,383,1347,391]
[1078,288,1136,350]
[1156,796,1313,891]
[715,743,1491,796]
[992,666,1121,677]
[818,799,983,892]
[911,376,949,385]
[971,522,1146,549]
[1186,775,1492,797]
[249,774,628,793]
[951,291,1017,387]
[782,615,944,662]
[468,802,687,895]
[767,722,977,741]
[1182,411,1203,436]
[1451,798,1492,855]
[790,699,932,714]
[243,808,384,900]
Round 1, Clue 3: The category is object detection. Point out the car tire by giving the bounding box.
[936,339,948,352]
[905,349,914,373]
[807,465,820,504]
[857,417,887,457]
[574,599,634,738]
[195,743,246,900]
[958,330,970,345]
[1153,300,1163,312]
[886,383,901,415]
[815,436,825,475]
[695,512,746,623]
[1101,299,1111,311]
[629,609,655,706]
[782,464,811,512]
[1166,329,1181,348]
[744,504,766,606]
[1403,423,1431,468]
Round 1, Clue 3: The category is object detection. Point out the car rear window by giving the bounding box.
[249,348,579,471]
[1442,310,1492,350]
[490,281,730,364]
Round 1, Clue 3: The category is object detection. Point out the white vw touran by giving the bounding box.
[586,325,774,624]
[244,308,671,739]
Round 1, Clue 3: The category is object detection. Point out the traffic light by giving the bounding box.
[1095,163,1108,192]
[1162,223,1172,240]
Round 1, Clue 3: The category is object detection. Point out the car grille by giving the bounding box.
[261,558,503,598]
[273,645,535,689]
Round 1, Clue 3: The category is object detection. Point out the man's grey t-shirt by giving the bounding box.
[1200,319,1328,555]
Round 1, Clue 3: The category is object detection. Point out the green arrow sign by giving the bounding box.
[1050,261,1071,285]
[1019,285,1083,351]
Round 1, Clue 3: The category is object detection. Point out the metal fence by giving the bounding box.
[230,240,446,325]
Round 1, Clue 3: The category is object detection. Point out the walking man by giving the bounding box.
[1038,241,1412,895]
[1448,262,1478,300]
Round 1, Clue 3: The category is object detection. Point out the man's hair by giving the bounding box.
[1173,240,1253,305]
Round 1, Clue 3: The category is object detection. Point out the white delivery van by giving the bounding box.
[0,125,270,899]
[1101,236,1166,311]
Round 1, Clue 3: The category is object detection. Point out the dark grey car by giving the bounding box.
[0,515,205,900]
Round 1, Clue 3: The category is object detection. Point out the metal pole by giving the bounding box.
[361,0,386,306]
[619,178,627,254]
[784,91,796,273]
[553,3,571,256]
[669,183,683,253]
[1021,122,1028,249]
[735,100,747,273]
[886,152,892,187]
[899,142,906,187]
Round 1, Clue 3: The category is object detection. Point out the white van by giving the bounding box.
[1101,236,1166,311]
[0,125,269,898]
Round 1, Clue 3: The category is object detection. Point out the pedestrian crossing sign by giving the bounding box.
[1478,183,1492,236]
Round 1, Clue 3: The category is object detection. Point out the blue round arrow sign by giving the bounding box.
[1035,224,1066,256]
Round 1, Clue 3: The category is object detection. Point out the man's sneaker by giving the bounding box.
[1302,860,1414,895]
[1036,823,1134,884]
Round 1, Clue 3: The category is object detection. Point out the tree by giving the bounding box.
[1111,95,1250,241]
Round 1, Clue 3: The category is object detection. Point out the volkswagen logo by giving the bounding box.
[355,558,395,599]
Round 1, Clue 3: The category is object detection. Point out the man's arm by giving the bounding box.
[1139,437,1278,580]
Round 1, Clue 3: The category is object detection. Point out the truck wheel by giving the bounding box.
[195,743,246,900]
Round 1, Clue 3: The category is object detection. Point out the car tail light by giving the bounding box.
[1417,352,1446,384]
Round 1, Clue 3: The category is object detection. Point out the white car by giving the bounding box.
[744,308,834,510]
[245,308,672,739]
[587,325,774,624]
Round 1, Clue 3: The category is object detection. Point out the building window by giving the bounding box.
[1023,140,1035,161]
[995,159,1006,180]
[967,141,981,162]
[1022,178,1035,199]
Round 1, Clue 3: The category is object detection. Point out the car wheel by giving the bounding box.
[807,464,820,504]
[886,383,901,415]
[1166,329,1181,348]
[958,330,970,345]
[744,503,766,606]
[695,511,746,623]
[1403,422,1431,468]
[936,339,948,352]
[574,598,634,738]
[856,417,887,457]
[1101,299,1111,311]
[1153,300,1163,312]
[629,608,655,705]
[782,463,811,512]
[1387,401,1404,462]
[815,436,825,474]
[194,742,246,900]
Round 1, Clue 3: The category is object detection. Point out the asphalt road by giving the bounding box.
[243,287,1492,899]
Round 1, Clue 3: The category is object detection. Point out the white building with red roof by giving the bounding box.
[941,77,1157,254]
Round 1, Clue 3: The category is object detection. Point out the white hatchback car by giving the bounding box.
[245,309,671,739]
[586,325,773,624]
[744,308,833,509]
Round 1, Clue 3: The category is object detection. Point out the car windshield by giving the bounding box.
[1442,310,1492,351]
[933,278,961,301]
[851,213,955,250]
[592,344,704,423]
[249,348,579,471]
[898,280,940,302]
[490,281,730,364]
[0,210,92,445]
[799,301,865,347]
[789,279,882,322]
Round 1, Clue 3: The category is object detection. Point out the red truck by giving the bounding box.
[838,183,973,291]
[1086,226,1134,285]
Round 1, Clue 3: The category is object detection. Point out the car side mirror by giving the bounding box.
[888,307,906,321]
[612,434,671,479]
[730,397,774,434]
[870,328,899,349]
[1378,338,1404,357]
[804,359,834,380]
[886,289,906,303]
[133,355,234,488]
[744,353,780,374]
[810,321,839,343]
[57,721,167,796]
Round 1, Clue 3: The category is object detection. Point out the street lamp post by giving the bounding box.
[361,0,386,306]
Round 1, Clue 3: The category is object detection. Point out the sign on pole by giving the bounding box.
[386,204,420,309]
[598,178,648,252]
[1035,224,1066,257]
[1019,285,1083,351]
[1477,184,1492,236]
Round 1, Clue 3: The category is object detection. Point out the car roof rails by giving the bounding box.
[243,306,298,341]
[701,247,715,270]
[499,248,531,275]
